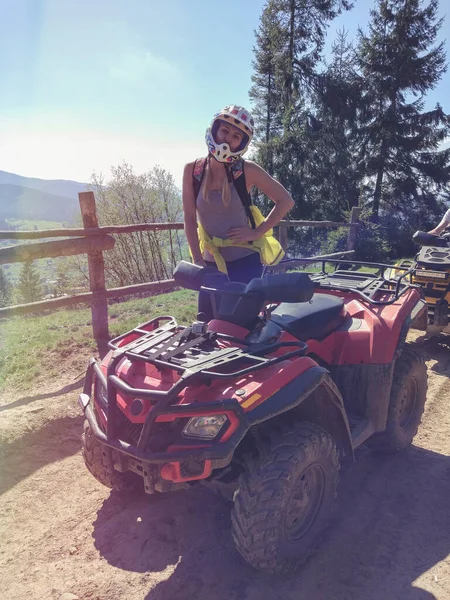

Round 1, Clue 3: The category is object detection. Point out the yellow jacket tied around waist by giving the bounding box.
[196,205,285,275]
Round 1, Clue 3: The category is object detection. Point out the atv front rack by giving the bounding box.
[108,316,308,383]
[82,316,308,448]
[268,258,418,306]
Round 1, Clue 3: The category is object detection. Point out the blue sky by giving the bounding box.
[0,0,449,186]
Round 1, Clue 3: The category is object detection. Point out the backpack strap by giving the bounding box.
[192,157,208,204]
[228,159,256,229]
[192,156,256,229]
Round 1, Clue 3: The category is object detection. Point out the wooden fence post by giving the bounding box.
[79,191,109,357]
[346,207,362,251]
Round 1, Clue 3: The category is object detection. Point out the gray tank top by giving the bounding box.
[197,184,255,262]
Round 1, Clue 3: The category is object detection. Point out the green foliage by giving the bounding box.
[356,0,450,218]
[17,261,43,304]
[322,216,392,263]
[250,0,353,219]
[6,219,64,230]
[310,30,362,217]
[0,266,12,307]
[55,259,72,296]
[89,163,186,288]
[249,0,450,260]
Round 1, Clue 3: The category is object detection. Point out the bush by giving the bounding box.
[321,219,392,263]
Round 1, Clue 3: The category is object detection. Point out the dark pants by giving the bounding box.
[198,252,263,322]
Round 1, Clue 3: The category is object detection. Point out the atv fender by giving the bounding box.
[247,365,354,460]
[398,296,428,341]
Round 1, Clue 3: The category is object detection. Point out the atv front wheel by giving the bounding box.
[366,348,427,453]
[81,420,142,492]
[231,421,340,573]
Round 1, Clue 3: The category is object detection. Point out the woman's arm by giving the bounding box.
[428,219,449,236]
[182,162,206,265]
[227,160,294,242]
[428,208,450,235]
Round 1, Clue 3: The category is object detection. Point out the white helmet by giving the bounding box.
[205,105,254,163]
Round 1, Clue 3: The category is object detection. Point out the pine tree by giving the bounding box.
[55,261,71,297]
[250,3,286,184]
[0,267,12,308]
[276,0,353,92]
[18,261,42,304]
[310,29,362,218]
[356,0,450,219]
[250,0,353,220]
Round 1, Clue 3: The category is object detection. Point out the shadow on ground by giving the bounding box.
[410,335,450,376]
[0,379,84,413]
[0,413,83,496]
[92,444,450,600]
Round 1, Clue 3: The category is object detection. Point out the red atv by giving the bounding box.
[79,259,427,573]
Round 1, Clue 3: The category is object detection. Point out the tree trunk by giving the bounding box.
[372,139,388,219]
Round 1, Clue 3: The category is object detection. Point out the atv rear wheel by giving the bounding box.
[231,421,340,573]
[81,420,142,492]
[366,348,427,453]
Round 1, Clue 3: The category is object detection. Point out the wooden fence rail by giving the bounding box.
[0,222,185,240]
[0,235,115,265]
[0,193,362,356]
[0,279,177,319]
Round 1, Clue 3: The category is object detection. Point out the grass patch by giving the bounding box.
[280,261,382,275]
[0,289,198,393]
[6,219,64,230]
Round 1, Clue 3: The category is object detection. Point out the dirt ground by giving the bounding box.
[1,334,450,600]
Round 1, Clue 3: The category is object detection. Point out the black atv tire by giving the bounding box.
[81,420,142,492]
[231,421,340,573]
[366,348,427,453]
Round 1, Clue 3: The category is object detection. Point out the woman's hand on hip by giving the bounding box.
[227,226,259,242]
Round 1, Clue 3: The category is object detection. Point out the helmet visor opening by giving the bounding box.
[212,119,250,153]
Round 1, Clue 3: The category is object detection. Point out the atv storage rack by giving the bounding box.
[269,257,418,305]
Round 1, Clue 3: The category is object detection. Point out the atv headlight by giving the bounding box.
[183,415,228,440]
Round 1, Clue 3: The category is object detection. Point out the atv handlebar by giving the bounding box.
[413,230,450,248]
[174,260,314,304]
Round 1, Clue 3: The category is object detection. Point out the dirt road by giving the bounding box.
[1,337,450,600]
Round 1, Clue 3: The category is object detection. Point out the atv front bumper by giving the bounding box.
[79,358,250,492]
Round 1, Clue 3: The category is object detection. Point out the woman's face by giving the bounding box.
[215,120,245,152]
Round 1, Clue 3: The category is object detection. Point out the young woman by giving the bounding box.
[182,105,294,285]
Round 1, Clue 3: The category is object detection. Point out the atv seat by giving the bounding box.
[270,294,345,341]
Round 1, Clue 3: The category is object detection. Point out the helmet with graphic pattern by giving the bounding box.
[205,105,254,163]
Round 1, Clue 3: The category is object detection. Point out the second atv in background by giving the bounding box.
[386,230,450,336]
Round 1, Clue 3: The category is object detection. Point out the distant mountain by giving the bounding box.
[0,170,88,223]
[0,170,87,199]
[0,184,79,222]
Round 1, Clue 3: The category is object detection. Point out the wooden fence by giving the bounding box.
[0,192,361,356]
